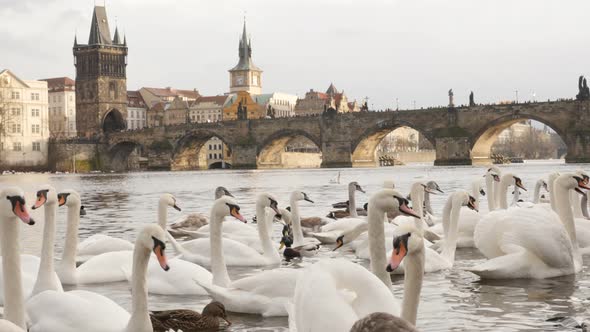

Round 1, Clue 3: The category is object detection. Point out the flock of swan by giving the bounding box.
[0,166,589,331]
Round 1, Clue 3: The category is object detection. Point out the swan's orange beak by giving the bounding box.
[230,207,246,223]
[386,233,410,272]
[13,198,35,225]
[386,241,407,272]
[58,194,67,207]
[32,190,47,210]
[153,242,169,271]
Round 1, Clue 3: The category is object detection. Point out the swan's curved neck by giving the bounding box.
[485,174,496,211]
[157,200,168,229]
[582,193,589,219]
[423,192,433,215]
[409,185,424,231]
[367,202,390,288]
[256,204,280,263]
[32,202,60,296]
[533,180,542,204]
[494,176,502,210]
[0,216,26,329]
[349,186,358,218]
[59,200,81,281]
[555,181,580,263]
[499,177,511,210]
[290,196,305,247]
[125,242,153,332]
[471,180,481,206]
[571,191,584,218]
[401,248,424,326]
[440,197,460,265]
[210,209,231,287]
[549,175,558,212]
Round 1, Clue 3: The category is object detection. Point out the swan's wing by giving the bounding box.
[474,210,511,259]
[195,281,288,317]
[320,218,366,233]
[498,208,574,269]
[169,213,208,230]
[77,234,133,257]
[75,251,132,284]
[26,290,130,332]
[145,258,211,295]
[230,269,300,299]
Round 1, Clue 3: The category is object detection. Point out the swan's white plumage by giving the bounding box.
[76,234,133,262]
[288,259,399,332]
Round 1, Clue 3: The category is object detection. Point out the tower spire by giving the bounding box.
[113,26,121,44]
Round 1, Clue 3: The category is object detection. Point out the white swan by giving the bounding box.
[393,189,476,274]
[62,193,180,284]
[430,179,484,248]
[287,189,425,331]
[194,196,299,317]
[27,224,170,332]
[0,187,36,330]
[0,186,63,306]
[57,190,213,296]
[76,193,181,262]
[327,181,366,219]
[470,173,586,279]
[168,193,282,267]
[289,191,320,249]
[168,186,233,237]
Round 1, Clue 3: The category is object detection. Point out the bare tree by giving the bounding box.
[0,76,16,167]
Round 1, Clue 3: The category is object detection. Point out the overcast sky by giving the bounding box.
[2,0,590,109]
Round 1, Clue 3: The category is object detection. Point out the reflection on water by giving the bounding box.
[2,160,590,331]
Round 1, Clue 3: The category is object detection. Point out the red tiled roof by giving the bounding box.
[39,77,75,92]
[127,90,146,108]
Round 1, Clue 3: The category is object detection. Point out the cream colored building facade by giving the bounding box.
[40,77,76,138]
[0,70,49,168]
[254,92,298,118]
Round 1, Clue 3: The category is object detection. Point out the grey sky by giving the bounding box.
[2,0,589,110]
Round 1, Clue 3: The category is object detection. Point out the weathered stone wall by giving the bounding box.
[48,140,108,172]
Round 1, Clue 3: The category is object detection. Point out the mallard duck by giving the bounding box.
[150,301,230,332]
[279,225,320,259]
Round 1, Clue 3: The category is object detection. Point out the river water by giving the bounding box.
[2,160,590,331]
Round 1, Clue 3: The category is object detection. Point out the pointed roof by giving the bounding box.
[113,27,121,44]
[88,6,112,45]
[326,83,338,95]
[229,19,261,72]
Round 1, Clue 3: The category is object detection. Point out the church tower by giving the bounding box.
[229,20,262,95]
[73,6,128,137]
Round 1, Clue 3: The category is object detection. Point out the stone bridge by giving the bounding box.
[64,99,590,171]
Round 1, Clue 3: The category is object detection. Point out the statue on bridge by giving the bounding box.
[448,89,454,107]
[469,91,475,106]
[237,100,248,120]
[576,75,590,101]
[266,104,276,119]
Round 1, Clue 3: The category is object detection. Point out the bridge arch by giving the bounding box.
[109,140,144,171]
[171,131,232,171]
[103,109,126,133]
[257,129,322,168]
[470,114,566,164]
[351,120,435,167]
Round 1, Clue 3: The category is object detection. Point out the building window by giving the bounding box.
[13,142,21,151]
[11,123,21,133]
[31,109,40,117]
[32,124,40,134]
[32,142,41,151]
[11,91,20,99]
[10,108,21,116]
[209,153,212,159]
[31,93,40,101]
